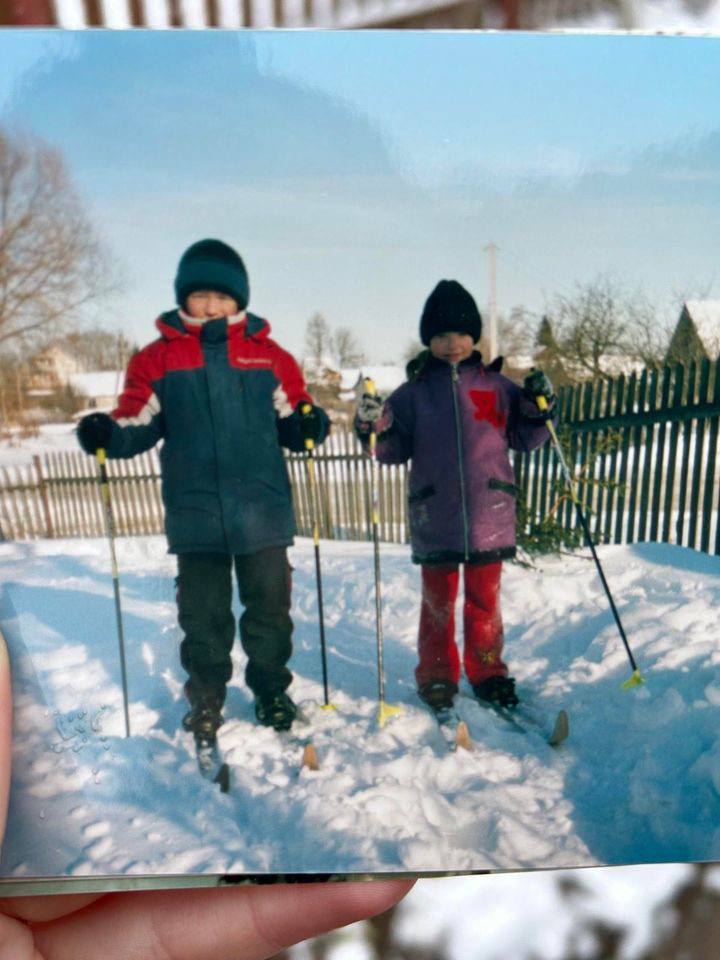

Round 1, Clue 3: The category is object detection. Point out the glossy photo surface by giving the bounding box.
[0,29,719,893]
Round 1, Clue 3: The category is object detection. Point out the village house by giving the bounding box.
[68,371,124,418]
[666,300,720,366]
[26,344,86,397]
[339,365,406,402]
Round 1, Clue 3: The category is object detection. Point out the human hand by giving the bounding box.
[77,412,114,455]
[0,632,414,959]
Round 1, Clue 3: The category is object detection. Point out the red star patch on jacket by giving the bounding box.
[469,390,507,429]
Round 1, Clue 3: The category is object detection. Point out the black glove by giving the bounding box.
[298,402,327,445]
[522,369,556,420]
[77,412,114,455]
[356,393,384,426]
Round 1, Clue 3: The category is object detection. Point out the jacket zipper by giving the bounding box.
[450,362,470,562]
[202,327,232,553]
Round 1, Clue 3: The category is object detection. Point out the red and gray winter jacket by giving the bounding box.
[363,351,554,566]
[104,310,328,555]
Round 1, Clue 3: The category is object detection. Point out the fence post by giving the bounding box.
[33,454,54,539]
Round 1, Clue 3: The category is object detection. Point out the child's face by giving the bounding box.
[429,332,474,364]
[185,290,240,321]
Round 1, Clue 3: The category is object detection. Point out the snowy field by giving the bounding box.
[0,423,81,468]
[311,863,720,960]
[0,535,718,888]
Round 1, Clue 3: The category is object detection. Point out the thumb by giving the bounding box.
[0,629,10,845]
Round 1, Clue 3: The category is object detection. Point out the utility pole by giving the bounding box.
[484,241,499,361]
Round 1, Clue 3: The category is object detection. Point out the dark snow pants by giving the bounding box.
[415,560,508,688]
[176,547,293,705]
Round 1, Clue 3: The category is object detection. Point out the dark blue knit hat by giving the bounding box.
[420,279,482,346]
[175,239,249,310]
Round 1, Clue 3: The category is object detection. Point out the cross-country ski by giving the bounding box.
[195,739,231,793]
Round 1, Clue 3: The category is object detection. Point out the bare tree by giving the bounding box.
[304,312,332,364]
[546,276,674,381]
[332,326,365,367]
[547,277,629,380]
[0,128,115,352]
[497,305,536,360]
[640,864,720,960]
[620,291,673,368]
[531,315,573,387]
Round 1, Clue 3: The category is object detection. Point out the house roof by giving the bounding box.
[683,300,720,355]
[339,365,406,398]
[302,355,336,373]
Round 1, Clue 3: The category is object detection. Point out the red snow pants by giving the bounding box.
[415,561,508,688]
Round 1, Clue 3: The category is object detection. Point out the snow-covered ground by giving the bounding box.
[0,424,80,468]
[0,535,718,889]
[307,863,717,960]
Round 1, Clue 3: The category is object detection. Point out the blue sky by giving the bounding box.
[1,30,719,362]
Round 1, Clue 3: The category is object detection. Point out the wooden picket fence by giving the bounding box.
[0,432,409,544]
[2,359,720,553]
[517,359,720,555]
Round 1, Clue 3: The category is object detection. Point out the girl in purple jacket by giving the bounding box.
[356,280,555,713]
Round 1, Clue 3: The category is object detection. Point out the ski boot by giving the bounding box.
[255,691,297,732]
[418,679,458,713]
[182,696,224,743]
[472,675,519,709]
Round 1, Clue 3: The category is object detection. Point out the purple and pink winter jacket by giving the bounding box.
[363,352,554,566]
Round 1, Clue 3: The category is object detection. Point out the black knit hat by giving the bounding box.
[419,279,482,346]
[175,239,249,310]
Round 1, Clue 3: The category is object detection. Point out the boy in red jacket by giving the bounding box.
[77,240,329,738]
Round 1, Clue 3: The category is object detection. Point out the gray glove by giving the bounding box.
[357,393,384,425]
[523,368,554,401]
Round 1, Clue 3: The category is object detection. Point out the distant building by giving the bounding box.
[666,300,720,365]
[339,365,406,402]
[68,371,124,416]
[26,344,85,395]
[302,355,342,388]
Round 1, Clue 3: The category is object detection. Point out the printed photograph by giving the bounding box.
[0,28,719,891]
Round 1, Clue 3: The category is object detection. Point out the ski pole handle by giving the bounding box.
[299,403,315,452]
[363,378,378,456]
[96,448,113,512]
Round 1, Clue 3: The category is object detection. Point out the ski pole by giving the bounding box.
[535,393,644,689]
[299,404,334,710]
[363,379,401,727]
[95,448,132,737]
